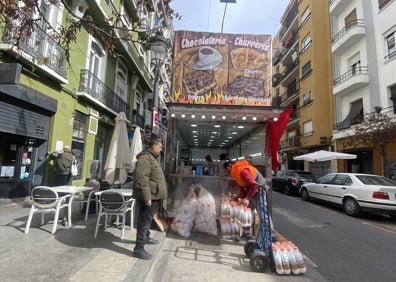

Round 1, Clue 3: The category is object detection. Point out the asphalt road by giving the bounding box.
[271,191,396,282]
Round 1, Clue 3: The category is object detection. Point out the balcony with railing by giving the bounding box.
[77,69,130,116]
[132,109,146,129]
[280,59,299,86]
[90,0,154,88]
[279,0,298,40]
[333,66,369,96]
[334,105,396,131]
[331,19,366,55]
[280,136,298,149]
[272,73,284,87]
[280,82,299,105]
[0,22,67,83]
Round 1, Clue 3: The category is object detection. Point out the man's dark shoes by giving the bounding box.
[146,237,159,244]
[133,250,152,260]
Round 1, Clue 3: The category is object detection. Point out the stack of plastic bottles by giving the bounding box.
[272,241,306,275]
[219,197,252,239]
[171,184,218,238]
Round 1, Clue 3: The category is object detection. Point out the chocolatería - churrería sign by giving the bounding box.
[171,31,271,106]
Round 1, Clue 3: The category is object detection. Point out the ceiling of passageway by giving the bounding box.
[167,104,286,149]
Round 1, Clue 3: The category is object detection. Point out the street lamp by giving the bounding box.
[149,32,169,139]
[220,0,237,33]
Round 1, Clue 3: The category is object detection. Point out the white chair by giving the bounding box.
[83,189,99,221]
[94,190,135,239]
[70,179,100,222]
[25,186,71,234]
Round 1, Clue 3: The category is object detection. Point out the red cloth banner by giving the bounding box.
[267,107,293,171]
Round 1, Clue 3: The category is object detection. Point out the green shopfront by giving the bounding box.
[0,66,57,198]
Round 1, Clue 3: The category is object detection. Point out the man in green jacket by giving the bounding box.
[50,145,74,185]
[132,139,167,259]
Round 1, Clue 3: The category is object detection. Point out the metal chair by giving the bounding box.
[72,179,100,221]
[94,190,135,239]
[25,186,71,234]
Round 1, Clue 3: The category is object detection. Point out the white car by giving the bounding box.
[300,173,396,218]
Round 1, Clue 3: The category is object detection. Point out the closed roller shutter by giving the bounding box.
[0,100,50,140]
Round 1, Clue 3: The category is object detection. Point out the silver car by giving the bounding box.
[300,173,396,218]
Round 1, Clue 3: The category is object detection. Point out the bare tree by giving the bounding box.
[0,0,180,65]
[288,124,308,160]
[350,107,396,177]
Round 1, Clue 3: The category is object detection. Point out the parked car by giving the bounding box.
[272,170,316,196]
[300,173,396,218]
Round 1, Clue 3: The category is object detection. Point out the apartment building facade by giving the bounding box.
[330,0,396,177]
[0,0,173,198]
[272,0,334,177]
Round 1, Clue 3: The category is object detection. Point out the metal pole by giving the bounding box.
[221,3,228,33]
[151,62,162,140]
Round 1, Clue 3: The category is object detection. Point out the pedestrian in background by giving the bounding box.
[204,154,214,175]
[50,145,74,186]
[223,160,277,242]
[49,145,74,226]
[132,139,167,260]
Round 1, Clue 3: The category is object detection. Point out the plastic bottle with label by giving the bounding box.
[287,247,299,275]
[279,247,291,275]
[292,246,306,274]
[272,245,284,275]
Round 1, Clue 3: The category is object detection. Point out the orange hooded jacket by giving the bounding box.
[229,159,258,200]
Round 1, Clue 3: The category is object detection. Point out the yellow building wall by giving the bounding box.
[298,0,333,148]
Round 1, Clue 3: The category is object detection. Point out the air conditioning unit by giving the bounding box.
[138,45,145,58]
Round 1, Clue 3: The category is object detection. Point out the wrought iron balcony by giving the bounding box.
[280,82,299,104]
[132,109,146,129]
[272,73,284,87]
[1,22,67,78]
[77,69,130,116]
[331,19,365,44]
[280,136,298,149]
[333,66,368,87]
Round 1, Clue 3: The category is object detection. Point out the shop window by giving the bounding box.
[72,111,87,180]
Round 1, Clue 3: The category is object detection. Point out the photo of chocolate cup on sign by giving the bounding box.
[180,46,223,71]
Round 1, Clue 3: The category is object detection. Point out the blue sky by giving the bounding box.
[170,0,290,36]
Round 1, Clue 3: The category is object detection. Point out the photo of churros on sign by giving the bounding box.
[229,47,268,70]
[171,31,272,106]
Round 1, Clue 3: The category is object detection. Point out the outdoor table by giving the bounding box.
[94,188,132,197]
[51,185,93,225]
[52,185,94,194]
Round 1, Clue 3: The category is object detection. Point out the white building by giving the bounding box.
[330,0,396,174]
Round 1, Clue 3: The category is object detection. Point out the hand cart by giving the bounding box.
[243,185,274,272]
